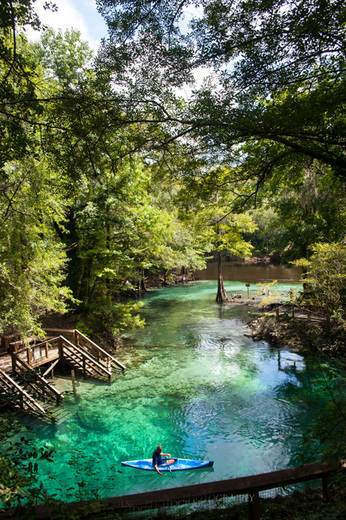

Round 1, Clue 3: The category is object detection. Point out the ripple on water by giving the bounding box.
[9,280,342,501]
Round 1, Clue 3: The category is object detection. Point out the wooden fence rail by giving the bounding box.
[13,338,59,367]
[73,330,126,372]
[0,459,343,520]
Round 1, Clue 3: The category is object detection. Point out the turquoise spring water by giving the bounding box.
[11,280,341,502]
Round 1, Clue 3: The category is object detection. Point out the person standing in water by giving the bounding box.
[152,445,175,475]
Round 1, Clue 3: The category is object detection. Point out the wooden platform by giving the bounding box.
[0,329,126,420]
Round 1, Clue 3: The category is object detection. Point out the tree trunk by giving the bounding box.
[216,250,228,303]
[138,270,147,295]
[164,269,171,285]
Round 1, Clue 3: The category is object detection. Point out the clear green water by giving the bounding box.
[13,280,338,501]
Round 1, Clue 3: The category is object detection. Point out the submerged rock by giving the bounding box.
[76,409,111,433]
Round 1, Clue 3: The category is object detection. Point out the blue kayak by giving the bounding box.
[121,458,214,472]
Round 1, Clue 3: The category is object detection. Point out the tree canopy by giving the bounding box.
[96,0,346,184]
[0,0,345,336]
[0,4,214,339]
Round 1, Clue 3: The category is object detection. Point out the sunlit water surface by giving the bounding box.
[12,280,338,502]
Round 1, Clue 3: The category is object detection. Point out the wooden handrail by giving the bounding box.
[0,369,45,414]
[60,337,112,378]
[276,303,325,319]
[15,337,59,358]
[0,459,342,520]
[74,330,125,371]
[11,353,64,403]
[60,345,107,379]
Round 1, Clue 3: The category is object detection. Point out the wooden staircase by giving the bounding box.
[58,330,126,382]
[0,369,54,420]
[11,356,63,404]
[11,329,125,382]
[0,329,126,421]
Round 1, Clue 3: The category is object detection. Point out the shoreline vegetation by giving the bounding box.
[1,263,345,519]
[40,257,345,360]
[248,313,346,358]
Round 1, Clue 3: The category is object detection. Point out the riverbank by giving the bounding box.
[248,312,346,357]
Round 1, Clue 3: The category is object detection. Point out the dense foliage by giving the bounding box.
[97,0,346,179]
[0,0,344,334]
[0,414,54,507]
[0,2,212,340]
[0,0,345,510]
[296,243,346,333]
[0,0,345,333]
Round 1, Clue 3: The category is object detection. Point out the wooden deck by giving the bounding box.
[0,353,13,373]
[17,346,60,369]
[0,329,126,420]
[6,329,125,378]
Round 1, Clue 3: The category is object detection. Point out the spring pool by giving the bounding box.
[10,281,337,502]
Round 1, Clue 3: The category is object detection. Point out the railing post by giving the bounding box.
[71,369,77,399]
[248,490,260,520]
[11,352,17,373]
[322,472,331,502]
[83,356,86,378]
[58,337,65,374]
[45,341,48,359]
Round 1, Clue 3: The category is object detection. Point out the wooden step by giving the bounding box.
[1,329,126,421]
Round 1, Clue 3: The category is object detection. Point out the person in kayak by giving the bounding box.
[152,445,176,475]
